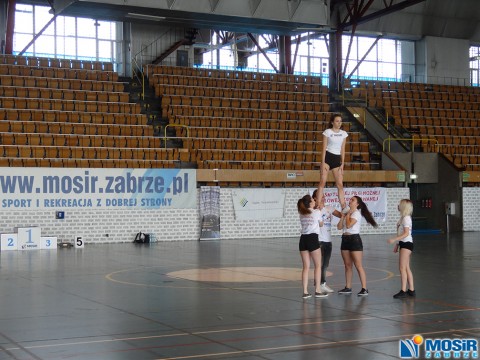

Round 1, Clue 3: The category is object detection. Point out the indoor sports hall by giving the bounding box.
[0,0,479,359]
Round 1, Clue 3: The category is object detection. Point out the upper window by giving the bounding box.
[13,4,118,64]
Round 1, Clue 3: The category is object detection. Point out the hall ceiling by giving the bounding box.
[25,0,480,41]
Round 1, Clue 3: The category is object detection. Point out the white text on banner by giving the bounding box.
[0,168,196,209]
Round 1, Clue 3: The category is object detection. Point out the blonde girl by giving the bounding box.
[387,199,416,299]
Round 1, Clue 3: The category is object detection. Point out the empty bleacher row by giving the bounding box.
[171,115,351,132]
[0,144,176,161]
[409,124,480,138]
[0,108,146,125]
[0,54,114,71]
[0,63,118,82]
[175,126,361,142]
[0,85,128,103]
[160,94,328,118]
[197,159,371,171]
[184,137,368,153]
[372,97,480,111]
[349,80,480,170]
[350,79,480,94]
[1,132,161,148]
[0,120,152,137]
[165,105,330,121]
[0,146,179,168]
[145,64,324,86]
[390,106,480,120]
[192,148,366,165]
[155,83,328,103]
[395,116,480,129]
[445,154,480,170]
[150,73,324,94]
[0,74,124,92]
[0,96,140,114]
[360,87,480,106]
[0,157,178,169]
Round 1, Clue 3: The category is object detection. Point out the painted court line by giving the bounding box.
[2,308,478,353]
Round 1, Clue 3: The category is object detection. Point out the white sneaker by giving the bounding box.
[321,283,334,293]
[341,206,350,215]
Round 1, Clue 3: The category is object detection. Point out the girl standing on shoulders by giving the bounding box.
[297,194,328,299]
[387,199,416,299]
[337,196,378,296]
[317,113,349,213]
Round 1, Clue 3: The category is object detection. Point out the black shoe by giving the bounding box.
[393,290,408,299]
[357,288,369,296]
[338,287,352,294]
[302,293,312,299]
[407,289,416,297]
[315,291,328,298]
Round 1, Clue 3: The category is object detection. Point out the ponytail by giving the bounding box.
[353,196,378,228]
[297,194,312,215]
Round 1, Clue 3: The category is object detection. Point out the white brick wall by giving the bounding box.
[0,187,409,243]
[219,187,409,239]
[462,188,480,231]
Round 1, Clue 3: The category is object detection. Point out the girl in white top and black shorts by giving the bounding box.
[317,113,349,213]
[297,194,328,299]
[337,196,378,296]
[388,199,416,299]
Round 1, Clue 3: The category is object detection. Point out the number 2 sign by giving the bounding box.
[1,234,18,251]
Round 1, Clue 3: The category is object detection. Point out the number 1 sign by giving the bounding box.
[17,227,41,250]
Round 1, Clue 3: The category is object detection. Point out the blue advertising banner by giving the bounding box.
[0,168,196,209]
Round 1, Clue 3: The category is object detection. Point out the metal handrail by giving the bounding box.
[383,137,438,152]
[164,124,189,149]
[131,56,145,100]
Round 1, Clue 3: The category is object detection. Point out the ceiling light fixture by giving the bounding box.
[126,13,166,21]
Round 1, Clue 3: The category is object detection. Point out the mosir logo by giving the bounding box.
[399,335,478,359]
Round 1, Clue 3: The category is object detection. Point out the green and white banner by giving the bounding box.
[231,188,286,220]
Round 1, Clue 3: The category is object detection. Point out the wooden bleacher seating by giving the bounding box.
[148,64,375,174]
[350,79,480,171]
[0,54,174,168]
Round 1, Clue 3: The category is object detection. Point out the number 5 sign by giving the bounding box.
[75,236,84,249]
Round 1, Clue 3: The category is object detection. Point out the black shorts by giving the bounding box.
[299,233,320,252]
[341,234,363,251]
[399,241,414,252]
[325,151,342,169]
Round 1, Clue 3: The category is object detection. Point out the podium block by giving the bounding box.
[41,236,58,250]
[1,234,18,251]
[17,227,41,250]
